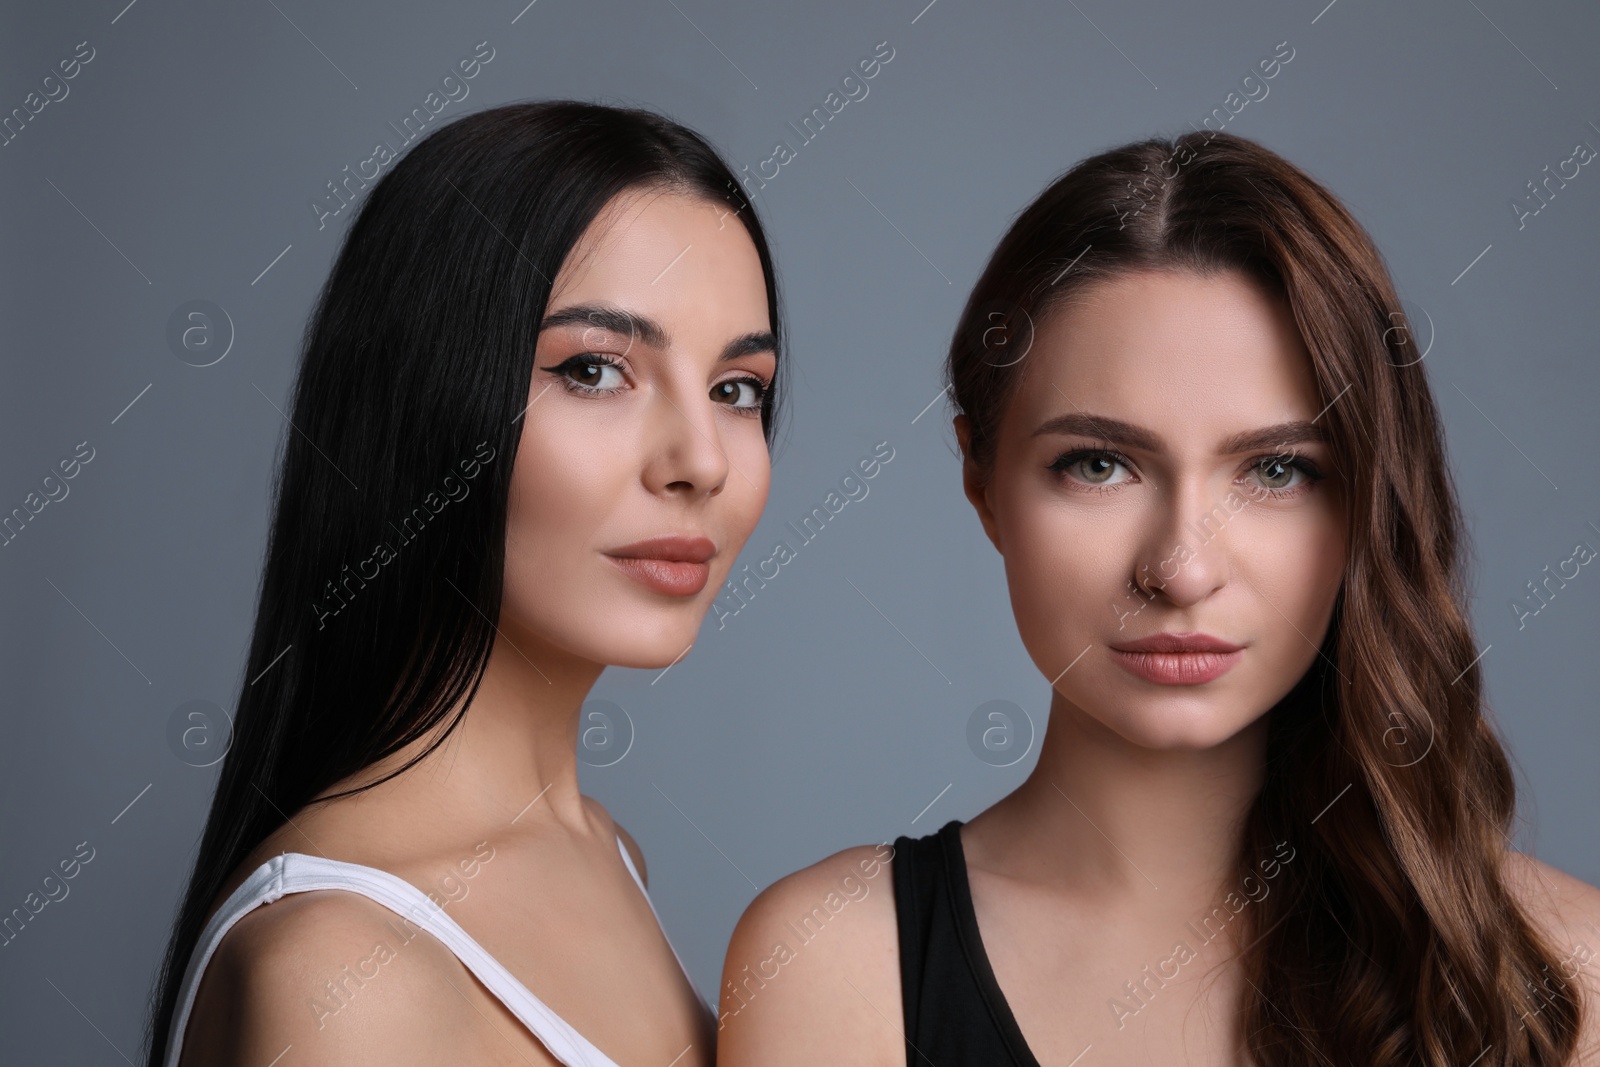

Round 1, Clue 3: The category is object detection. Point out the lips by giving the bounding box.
[1108,631,1244,685]
[1110,632,1243,654]
[603,535,716,597]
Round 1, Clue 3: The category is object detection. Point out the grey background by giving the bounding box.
[3,0,1597,1060]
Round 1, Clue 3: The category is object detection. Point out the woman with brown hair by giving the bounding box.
[717,130,1600,1066]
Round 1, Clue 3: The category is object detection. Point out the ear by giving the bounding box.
[954,414,1002,554]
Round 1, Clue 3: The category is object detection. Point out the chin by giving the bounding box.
[1086,694,1262,752]
[592,609,707,670]
[605,639,699,670]
[1116,722,1244,752]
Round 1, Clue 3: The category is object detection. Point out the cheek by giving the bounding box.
[508,415,624,545]
[1234,502,1346,664]
[995,485,1128,655]
[719,431,772,541]
[500,413,631,619]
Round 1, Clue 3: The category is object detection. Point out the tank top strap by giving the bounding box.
[891,819,1040,1067]
[613,834,712,1019]
[615,833,648,893]
[163,851,620,1067]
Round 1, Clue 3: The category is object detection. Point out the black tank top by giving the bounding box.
[892,819,1042,1066]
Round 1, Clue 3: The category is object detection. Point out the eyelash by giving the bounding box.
[542,353,770,416]
[1046,446,1326,499]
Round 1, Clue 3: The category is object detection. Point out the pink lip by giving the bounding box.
[1108,631,1243,685]
[603,535,716,597]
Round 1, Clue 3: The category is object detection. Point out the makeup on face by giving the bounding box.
[1107,630,1245,685]
[602,535,717,597]
[979,269,1346,749]
[498,188,778,669]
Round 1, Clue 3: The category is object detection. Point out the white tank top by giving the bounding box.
[162,836,707,1067]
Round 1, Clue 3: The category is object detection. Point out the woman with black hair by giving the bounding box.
[146,100,787,1067]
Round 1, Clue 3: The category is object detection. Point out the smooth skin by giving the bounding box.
[180,186,778,1067]
[717,269,1600,1066]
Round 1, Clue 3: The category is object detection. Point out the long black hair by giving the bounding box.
[145,99,786,1063]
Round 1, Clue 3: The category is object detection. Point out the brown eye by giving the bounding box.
[546,354,625,393]
[711,377,767,411]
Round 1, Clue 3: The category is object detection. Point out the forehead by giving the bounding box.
[1011,268,1322,445]
[546,185,769,335]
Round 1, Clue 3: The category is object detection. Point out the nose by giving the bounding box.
[640,377,731,499]
[1130,477,1233,607]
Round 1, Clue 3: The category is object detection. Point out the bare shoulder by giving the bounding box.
[1503,851,1600,1052]
[717,841,903,1067]
[179,889,505,1066]
[1504,850,1600,949]
[581,794,647,885]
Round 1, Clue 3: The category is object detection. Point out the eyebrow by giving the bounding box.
[1032,411,1330,454]
[540,302,776,363]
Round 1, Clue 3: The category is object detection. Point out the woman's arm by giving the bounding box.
[716,844,905,1067]
[185,889,564,1066]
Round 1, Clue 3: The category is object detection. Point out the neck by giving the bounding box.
[316,617,606,840]
[981,689,1270,909]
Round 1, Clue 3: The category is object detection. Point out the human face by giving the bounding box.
[500,186,776,669]
[957,268,1347,750]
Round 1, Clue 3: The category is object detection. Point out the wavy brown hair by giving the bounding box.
[946,129,1582,1065]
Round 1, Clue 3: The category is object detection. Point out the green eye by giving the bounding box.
[1247,454,1323,495]
[1048,449,1132,489]
[1075,455,1120,483]
[1254,456,1297,489]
